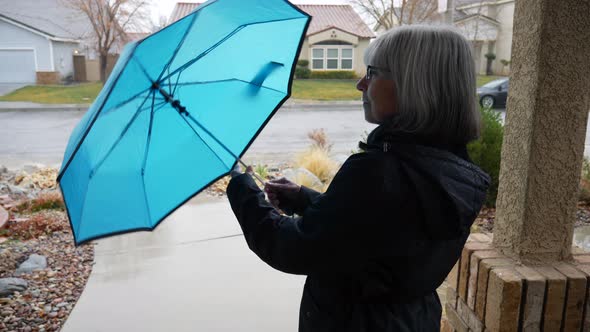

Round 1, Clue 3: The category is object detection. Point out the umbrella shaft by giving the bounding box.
[153,83,187,115]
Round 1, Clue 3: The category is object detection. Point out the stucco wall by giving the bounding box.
[456,19,498,42]
[354,39,370,76]
[52,41,78,79]
[493,1,514,74]
[297,31,371,76]
[0,19,52,71]
[494,0,590,263]
[308,29,359,46]
[462,5,490,16]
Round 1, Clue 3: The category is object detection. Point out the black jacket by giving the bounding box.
[227,127,490,332]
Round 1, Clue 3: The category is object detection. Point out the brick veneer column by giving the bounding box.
[493,0,590,263]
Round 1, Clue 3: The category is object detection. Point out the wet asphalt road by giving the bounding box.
[0,104,376,170]
[2,106,590,171]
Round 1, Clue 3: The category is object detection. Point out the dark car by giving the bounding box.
[477,77,509,109]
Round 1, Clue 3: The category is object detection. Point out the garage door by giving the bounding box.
[0,49,36,83]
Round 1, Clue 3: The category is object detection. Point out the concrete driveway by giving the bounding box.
[0,83,27,96]
[61,195,305,332]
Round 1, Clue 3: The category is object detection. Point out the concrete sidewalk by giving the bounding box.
[61,195,305,332]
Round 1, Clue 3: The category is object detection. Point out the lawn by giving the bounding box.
[0,75,505,104]
[0,83,102,104]
[292,79,362,101]
[477,75,503,87]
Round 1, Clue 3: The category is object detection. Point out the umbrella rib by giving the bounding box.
[156,11,199,83]
[172,71,183,96]
[140,92,157,227]
[88,91,154,180]
[161,78,284,95]
[101,87,152,116]
[159,25,246,83]
[159,16,306,84]
[235,78,285,94]
[141,92,157,177]
[184,113,240,168]
[132,56,154,82]
[177,113,230,170]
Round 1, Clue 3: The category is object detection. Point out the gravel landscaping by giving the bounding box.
[1,161,589,331]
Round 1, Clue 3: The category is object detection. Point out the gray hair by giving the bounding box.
[365,25,480,145]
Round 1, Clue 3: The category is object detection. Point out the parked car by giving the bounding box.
[477,77,509,108]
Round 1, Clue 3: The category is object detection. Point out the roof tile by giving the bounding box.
[168,2,374,38]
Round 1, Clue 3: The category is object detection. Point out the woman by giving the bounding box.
[227,25,490,331]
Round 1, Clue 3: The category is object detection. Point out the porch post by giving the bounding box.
[492,0,590,263]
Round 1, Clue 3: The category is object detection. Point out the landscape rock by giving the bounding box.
[0,278,28,297]
[16,254,47,274]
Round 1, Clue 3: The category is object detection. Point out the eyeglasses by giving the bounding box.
[366,65,390,81]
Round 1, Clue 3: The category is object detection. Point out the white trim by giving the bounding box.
[0,47,38,71]
[48,39,55,72]
[0,15,81,43]
[455,14,500,26]
[51,37,81,43]
[309,45,355,71]
[456,0,514,10]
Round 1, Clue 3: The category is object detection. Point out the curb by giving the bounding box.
[0,103,90,112]
[0,100,362,112]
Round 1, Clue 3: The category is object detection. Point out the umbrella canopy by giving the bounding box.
[58,0,310,245]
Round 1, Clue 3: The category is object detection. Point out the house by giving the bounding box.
[168,3,376,76]
[0,0,150,84]
[374,0,514,75]
[453,0,515,75]
[0,0,95,84]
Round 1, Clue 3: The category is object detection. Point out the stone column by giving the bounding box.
[493,0,590,263]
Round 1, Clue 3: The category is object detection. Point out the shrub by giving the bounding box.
[309,71,357,79]
[254,164,269,180]
[297,59,309,67]
[484,53,496,60]
[294,147,338,185]
[579,158,590,202]
[307,128,332,152]
[5,212,69,240]
[467,107,504,207]
[295,67,311,79]
[15,191,65,213]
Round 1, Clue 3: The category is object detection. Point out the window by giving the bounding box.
[310,46,354,70]
[327,48,338,69]
[341,49,353,69]
[312,49,324,69]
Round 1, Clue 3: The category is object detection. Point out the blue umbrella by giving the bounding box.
[57,0,310,245]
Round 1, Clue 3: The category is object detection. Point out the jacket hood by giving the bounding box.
[361,125,491,239]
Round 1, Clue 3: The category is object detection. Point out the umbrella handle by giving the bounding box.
[236,158,266,186]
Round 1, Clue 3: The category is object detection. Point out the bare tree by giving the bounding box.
[62,0,151,83]
[350,0,440,31]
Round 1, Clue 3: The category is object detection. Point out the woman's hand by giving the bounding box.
[264,178,301,212]
[230,164,253,178]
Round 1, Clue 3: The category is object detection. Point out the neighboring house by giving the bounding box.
[0,0,148,84]
[0,0,95,84]
[453,0,514,75]
[168,3,376,76]
[374,0,514,75]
